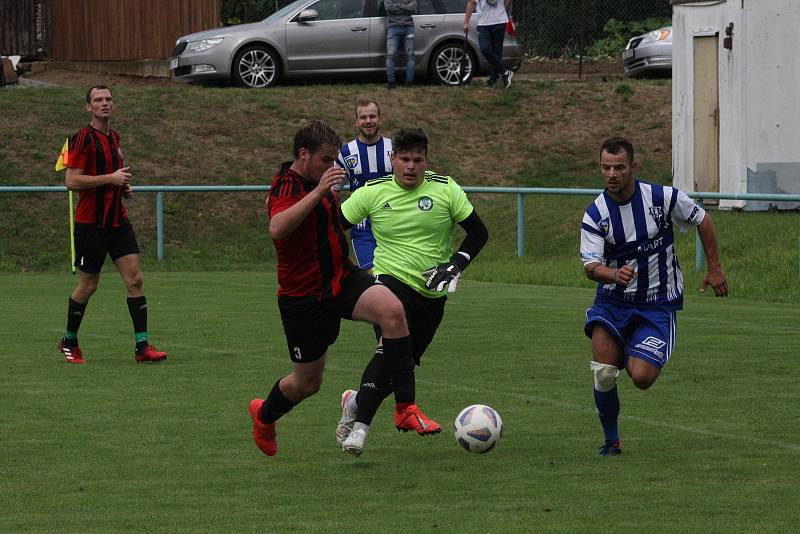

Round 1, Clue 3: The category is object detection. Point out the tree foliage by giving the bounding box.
[513,0,672,58]
[221,0,291,25]
[586,17,672,59]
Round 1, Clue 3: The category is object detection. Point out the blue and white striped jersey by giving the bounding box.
[580,180,705,309]
[337,137,393,190]
[336,137,393,233]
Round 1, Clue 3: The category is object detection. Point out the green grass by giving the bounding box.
[1,80,670,260]
[2,272,799,532]
[2,81,797,301]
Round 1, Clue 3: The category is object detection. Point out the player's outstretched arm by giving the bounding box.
[697,214,728,297]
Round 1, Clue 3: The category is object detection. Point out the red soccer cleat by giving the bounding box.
[135,345,167,363]
[394,404,442,435]
[59,339,86,364]
[249,399,277,456]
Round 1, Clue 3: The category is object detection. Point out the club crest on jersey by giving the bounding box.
[343,154,359,169]
[649,206,665,227]
[598,217,610,235]
[418,196,433,211]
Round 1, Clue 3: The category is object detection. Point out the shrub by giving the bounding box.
[586,17,672,59]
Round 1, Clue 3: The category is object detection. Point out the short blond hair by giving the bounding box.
[355,97,381,117]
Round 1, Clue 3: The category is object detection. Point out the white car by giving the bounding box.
[623,26,672,78]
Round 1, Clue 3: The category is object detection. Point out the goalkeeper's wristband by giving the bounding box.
[450,251,471,271]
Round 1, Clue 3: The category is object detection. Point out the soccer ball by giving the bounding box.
[453,404,503,453]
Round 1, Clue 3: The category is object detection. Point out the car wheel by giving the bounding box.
[430,42,476,86]
[232,45,280,88]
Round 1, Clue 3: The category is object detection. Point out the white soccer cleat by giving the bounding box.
[342,428,368,457]
[335,389,358,447]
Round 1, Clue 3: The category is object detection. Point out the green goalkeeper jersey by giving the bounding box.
[341,171,474,298]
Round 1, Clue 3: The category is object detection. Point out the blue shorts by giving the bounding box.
[584,299,677,369]
[351,227,376,269]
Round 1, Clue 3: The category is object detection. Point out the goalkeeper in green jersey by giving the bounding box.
[335,128,489,456]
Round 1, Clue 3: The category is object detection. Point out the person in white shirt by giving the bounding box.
[464,0,513,89]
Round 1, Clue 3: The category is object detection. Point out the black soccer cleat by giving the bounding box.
[597,440,622,457]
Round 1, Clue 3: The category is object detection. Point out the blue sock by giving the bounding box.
[594,387,620,443]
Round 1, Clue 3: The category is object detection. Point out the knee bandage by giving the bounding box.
[591,361,619,392]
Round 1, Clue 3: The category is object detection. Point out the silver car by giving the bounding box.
[170,0,521,87]
[622,26,672,78]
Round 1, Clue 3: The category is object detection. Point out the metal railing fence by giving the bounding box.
[3,185,798,271]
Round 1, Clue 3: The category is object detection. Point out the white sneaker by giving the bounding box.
[335,389,357,447]
[342,428,368,456]
[503,69,514,89]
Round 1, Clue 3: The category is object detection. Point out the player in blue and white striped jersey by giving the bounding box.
[336,98,393,270]
[580,138,728,457]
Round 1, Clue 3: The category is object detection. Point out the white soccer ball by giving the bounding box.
[453,404,503,453]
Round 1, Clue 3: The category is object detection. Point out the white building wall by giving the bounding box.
[672,0,800,209]
[744,2,800,165]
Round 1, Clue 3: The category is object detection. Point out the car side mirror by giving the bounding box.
[296,9,319,23]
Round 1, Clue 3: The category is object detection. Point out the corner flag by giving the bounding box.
[55,138,69,171]
[55,138,76,273]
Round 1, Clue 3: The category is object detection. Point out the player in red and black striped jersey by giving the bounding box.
[69,118,129,228]
[269,160,353,299]
[57,85,166,365]
[249,119,427,458]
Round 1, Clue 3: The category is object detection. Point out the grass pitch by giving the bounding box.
[2,272,799,532]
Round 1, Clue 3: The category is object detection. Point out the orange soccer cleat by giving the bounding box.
[394,403,442,435]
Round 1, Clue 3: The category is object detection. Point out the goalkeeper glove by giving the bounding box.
[422,252,470,293]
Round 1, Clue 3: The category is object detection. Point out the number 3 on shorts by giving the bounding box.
[293,346,302,360]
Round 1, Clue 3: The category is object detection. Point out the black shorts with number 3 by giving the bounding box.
[277,268,377,363]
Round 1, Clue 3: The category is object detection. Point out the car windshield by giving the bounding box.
[263,0,308,22]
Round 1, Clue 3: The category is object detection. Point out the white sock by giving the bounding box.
[347,391,359,415]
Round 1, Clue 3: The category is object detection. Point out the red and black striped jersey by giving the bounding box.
[68,125,128,228]
[268,163,353,299]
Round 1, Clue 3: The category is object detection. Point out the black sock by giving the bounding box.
[354,347,394,425]
[382,335,415,404]
[372,323,382,342]
[127,296,148,352]
[260,379,298,424]
[64,298,87,348]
